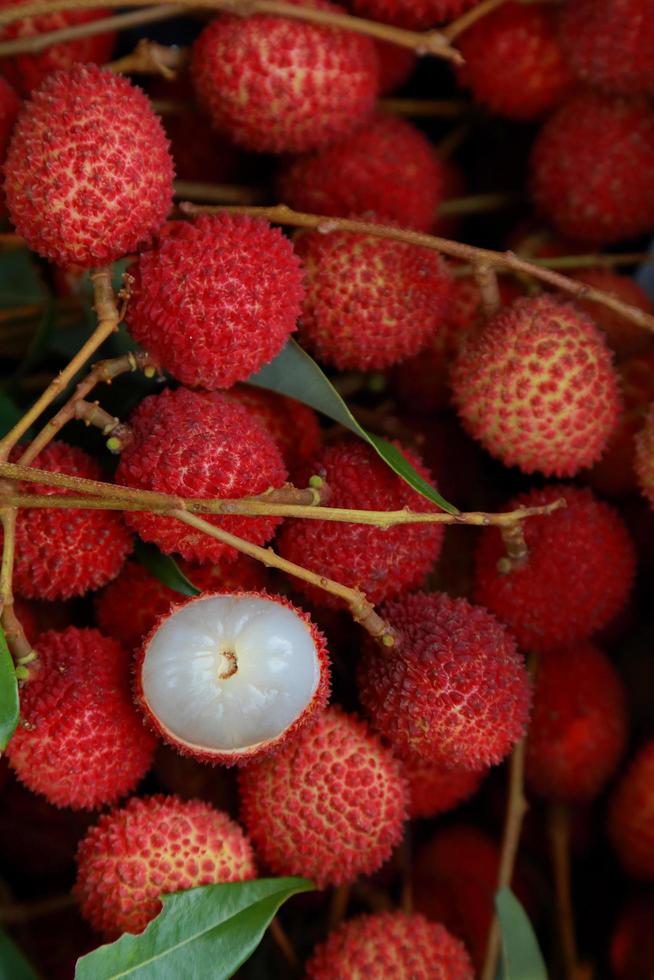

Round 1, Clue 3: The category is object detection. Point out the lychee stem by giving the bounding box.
[74,400,134,453]
[268,918,300,973]
[378,98,469,119]
[443,0,509,41]
[329,884,350,928]
[108,38,186,77]
[474,262,502,318]
[0,892,75,924]
[548,803,580,980]
[182,204,654,334]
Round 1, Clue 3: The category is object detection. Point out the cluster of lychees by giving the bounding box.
[0,0,652,977]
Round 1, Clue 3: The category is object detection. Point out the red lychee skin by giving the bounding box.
[635,403,654,508]
[610,896,654,980]
[305,912,474,979]
[358,591,531,769]
[474,485,636,653]
[525,643,627,803]
[374,40,415,94]
[559,0,654,97]
[191,5,378,154]
[226,385,322,480]
[5,64,174,267]
[6,627,156,810]
[126,215,304,390]
[277,438,444,608]
[530,93,654,244]
[115,387,287,563]
[451,295,621,477]
[609,742,654,878]
[276,114,444,232]
[95,555,268,650]
[295,227,452,370]
[238,706,407,888]
[0,76,19,214]
[8,441,132,601]
[75,794,256,939]
[12,597,39,646]
[404,758,487,820]
[457,2,573,121]
[0,1,114,96]
[136,590,331,766]
[571,270,654,360]
[349,0,477,30]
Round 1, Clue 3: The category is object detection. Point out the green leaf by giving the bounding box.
[0,927,39,980]
[0,622,19,751]
[496,887,548,980]
[74,877,313,980]
[133,540,200,598]
[249,340,458,514]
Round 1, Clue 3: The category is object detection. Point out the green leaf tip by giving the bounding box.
[495,886,548,980]
[133,540,201,598]
[0,621,19,751]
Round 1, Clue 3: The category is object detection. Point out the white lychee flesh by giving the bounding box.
[140,593,324,759]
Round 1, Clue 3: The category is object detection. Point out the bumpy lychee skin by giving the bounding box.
[277,114,444,232]
[0,0,115,95]
[277,438,444,608]
[75,794,256,939]
[126,216,304,390]
[530,93,654,244]
[95,555,267,650]
[115,387,287,563]
[349,0,477,30]
[136,592,330,766]
[474,485,636,653]
[295,228,452,370]
[5,65,173,267]
[305,912,474,979]
[559,0,654,97]
[609,742,654,878]
[0,74,18,158]
[358,592,530,769]
[6,628,155,810]
[10,441,132,601]
[571,270,654,360]
[634,404,654,508]
[191,6,378,154]
[238,706,407,887]
[526,643,627,803]
[457,2,573,121]
[451,295,621,477]
[404,758,487,820]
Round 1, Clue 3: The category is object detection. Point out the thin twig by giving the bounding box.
[474,261,501,318]
[379,97,469,118]
[548,803,579,980]
[0,893,76,924]
[173,180,264,205]
[108,38,187,76]
[74,400,134,452]
[443,0,509,40]
[329,885,350,929]
[268,918,300,973]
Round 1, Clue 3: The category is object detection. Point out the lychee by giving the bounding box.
[9,441,132,601]
[125,215,304,390]
[457,2,573,121]
[305,912,474,979]
[75,794,256,938]
[474,484,636,653]
[525,643,627,803]
[358,591,530,769]
[0,0,115,95]
[238,706,407,887]
[609,741,654,878]
[115,387,287,563]
[6,627,156,810]
[634,403,654,507]
[5,64,174,267]
[277,114,444,232]
[276,438,444,608]
[0,75,19,213]
[610,895,654,980]
[295,225,452,370]
[95,555,267,651]
[559,0,654,97]
[191,5,378,154]
[349,0,478,30]
[404,758,487,820]
[374,40,415,94]
[530,93,654,244]
[136,591,330,765]
[570,269,654,360]
[451,295,621,477]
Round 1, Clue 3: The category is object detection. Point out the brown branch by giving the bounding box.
[180,204,654,335]
[379,97,469,118]
[443,0,509,40]
[269,918,300,973]
[173,181,264,206]
[474,261,502,318]
[0,893,76,925]
[74,400,134,452]
[497,522,529,573]
[329,885,350,929]
[548,803,579,980]
[108,38,187,77]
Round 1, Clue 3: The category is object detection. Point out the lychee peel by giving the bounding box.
[634,403,654,508]
[404,758,487,820]
[349,0,478,30]
[609,742,654,879]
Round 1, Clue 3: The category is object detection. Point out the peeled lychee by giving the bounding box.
[75,794,256,938]
[526,643,627,802]
[358,591,530,769]
[6,627,155,810]
[457,2,573,120]
[277,438,444,608]
[404,758,487,820]
[451,295,621,477]
[295,226,452,370]
[609,741,654,878]
[9,441,132,601]
[305,912,474,979]
[277,114,444,232]
[191,5,378,154]
[349,0,477,30]
[136,591,330,765]
[115,387,287,563]
[238,706,407,887]
[126,215,304,390]
[474,484,636,653]
[530,93,654,244]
